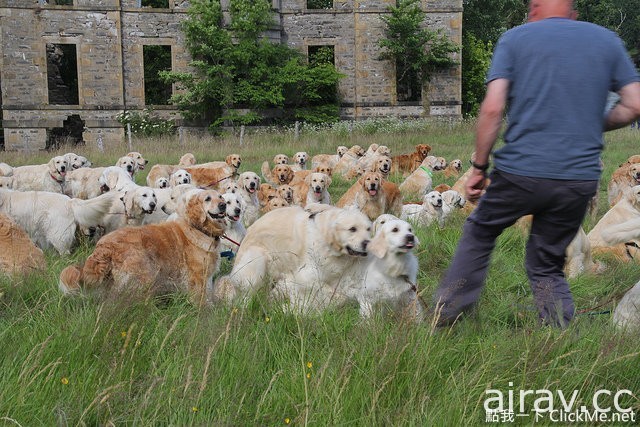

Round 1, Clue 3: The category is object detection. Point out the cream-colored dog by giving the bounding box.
[348,218,424,319]
[214,205,372,312]
[401,190,444,227]
[236,171,262,227]
[11,156,68,193]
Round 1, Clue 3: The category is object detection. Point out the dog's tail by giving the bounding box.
[59,263,84,295]
[70,192,118,229]
[261,161,275,185]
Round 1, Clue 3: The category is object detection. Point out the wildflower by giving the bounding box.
[232,307,238,314]
[192,406,198,412]
[284,418,290,424]
[61,377,69,385]
[121,331,127,338]
[265,316,270,323]
[306,372,311,379]
[306,362,312,369]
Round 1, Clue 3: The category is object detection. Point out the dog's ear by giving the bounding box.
[185,192,207,225]
[48,158,57,174]
[304,173,312,186]
[325,174,332,187]
[368,231,388,258]
[123,191,137,216]
[226,154,233,166]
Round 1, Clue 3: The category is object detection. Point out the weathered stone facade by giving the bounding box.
[0,0,462,151]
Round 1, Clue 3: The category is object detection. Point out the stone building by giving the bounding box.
[0,0,462,151]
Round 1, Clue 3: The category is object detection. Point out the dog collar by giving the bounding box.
[50,173,64,183]
[419,166,432,177]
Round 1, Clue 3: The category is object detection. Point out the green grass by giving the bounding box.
[1,119,639,425]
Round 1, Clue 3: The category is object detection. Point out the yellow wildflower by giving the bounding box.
[306,372,311,379]
[192,406,198,412]
[265,316,270,323]
[284,418,290,424]
[306,361,312,369]
[121,331,127,338]
[61,377,69,385]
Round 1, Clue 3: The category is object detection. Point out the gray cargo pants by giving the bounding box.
[434,169,598,328]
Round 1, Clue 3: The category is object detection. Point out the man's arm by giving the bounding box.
[605,81,640,131]
[465,78,509,202]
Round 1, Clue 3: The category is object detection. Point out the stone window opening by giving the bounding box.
[40,0,74,5]
[308,45,335,67]
[46,43,79,106]
[307,0,333,10]
[143,45,173,106]
[140,0,170,8]
[46,114,85,150]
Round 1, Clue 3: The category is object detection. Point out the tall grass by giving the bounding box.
[1,119,639,425]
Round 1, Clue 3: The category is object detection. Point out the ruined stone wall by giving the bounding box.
[0,0,461,151]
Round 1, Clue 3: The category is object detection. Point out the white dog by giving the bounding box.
[401,191,444,227]
[0,162,13,176]
[219,192,247,255]
[291,151,309,172]
[441,189,466,221]
[100,187,158,234]
[214,205,372,312]
[347,219,424,319]
[169,169,192,187]
[64,153,92,170]
[303,172,332,207]
[236,171,261,227]
[11,156,68,193]
[0,189,118,254]
[64,160,135,199]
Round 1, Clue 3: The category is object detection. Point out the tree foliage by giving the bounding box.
[379,0,459,102]
[161,0,343,129]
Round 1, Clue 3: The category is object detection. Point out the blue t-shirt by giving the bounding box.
[487,18,640,180]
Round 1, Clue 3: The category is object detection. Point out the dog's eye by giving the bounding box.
[349,226,357,232]
[142,194,147,197]
[392,227,399,233]
[205,196,211,202]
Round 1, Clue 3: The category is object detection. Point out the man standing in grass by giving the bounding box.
[433,0,640,327]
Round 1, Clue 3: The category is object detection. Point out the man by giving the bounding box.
[433,0,640,328]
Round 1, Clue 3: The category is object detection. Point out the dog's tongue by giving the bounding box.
[248,187,256,193]
[60,171,66,177]
[369,189,377,196]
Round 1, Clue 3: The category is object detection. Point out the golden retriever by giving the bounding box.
[59,190,227,305]
[607,162,640,206]
[64,153,92,170]
[236,171,262,227]
[311,145,348,169]
[179,153,197,166]
[127,151,149,172]
[291,172,332,207]
[273,154,289,165]
[199,154,242,175]
[0,162,13,176]
[0,189,118,254]
[291,152,309,172]
[169,169,192,187]
[290,165,333,186]
[442,158,463,178]
[214,205,372,312]
[588,184,640,261]
[348,218,424,319]
[261,196,290,214]
[0,213,45,276]
[336,171,385,220]
[333,145,365,176]
[11,156,68,193]
[183,164,236,189]
[401,190,444,227]
[261,162,294,186]
[66,159,135,199]
[390,144,431,176]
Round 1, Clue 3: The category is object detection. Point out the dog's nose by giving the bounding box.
[60,165,66,172]
[362,239,370,250]
[127,165,133,171]
[218,202,227,212]
[234,208,241,215]
[149,202,156,209]
[406,234,414,243]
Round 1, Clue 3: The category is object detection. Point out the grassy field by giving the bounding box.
[0,119,639,425]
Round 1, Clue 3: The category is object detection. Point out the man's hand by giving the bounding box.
[465,169,488,202]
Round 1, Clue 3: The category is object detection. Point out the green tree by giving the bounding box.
[161,0,343,129]
[379,0,459,104]
[575,0,640,66]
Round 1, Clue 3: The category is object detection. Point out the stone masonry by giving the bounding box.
[0,0,462,151]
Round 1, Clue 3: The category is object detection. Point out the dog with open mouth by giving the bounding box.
[10,156,69,194]
[337,171,386,221]
[59,190,227,306]
[214,204,372,313]
[219,192,246,256]
[401,190,445,227]
[346,218,425,320]
[236,171,261,227]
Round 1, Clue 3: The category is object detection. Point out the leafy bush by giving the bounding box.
[116,109,176,137]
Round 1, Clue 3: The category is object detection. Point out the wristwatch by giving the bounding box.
[471,161,490,172]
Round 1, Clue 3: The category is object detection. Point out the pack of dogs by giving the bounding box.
[1,147,640,328]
